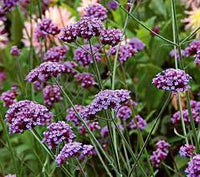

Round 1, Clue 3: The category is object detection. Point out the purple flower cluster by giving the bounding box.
[81,89,130,119]
[76,17,103,40]
[0,85,18,107]
[100,29,123,46]
[10,46,21,56]
[185,41,200,57]
[152,68,192,92]
[74,44,101,67]
[26,62,66,88]
[56,142,94,165]
[194,49,200,66]
[79,121,100,134]
[128,37,145,51]
[150,140,170,168]
[37,18,60,36]
[107,1,118,10]
[190,100,200,112]
[63,61,78,75]
[185,154,200,177]
[179,144,195,158]
[42,121,75,149]
[171,109,199,124]
[109,44,137,63]
[101,126,108,137]
[66,105,85,125]
[83,3,108,21]
[117,106,132,121]
[129,115,147,130]
[59,25,78,43]
[5,100,53,134]
[44,46,68,62]
[0,0,19,18]
[169,49,185,59]
[43,85,62,108]
[74,72,95,88]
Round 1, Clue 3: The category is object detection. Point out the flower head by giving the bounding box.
[79,121,100,134]
[63,61,78,75]
[42,121,75,149]
[80,144,95,159]
[10,46,21,56]
[152,68,192,92]
[75,72,95,88]
[185,40,200,56]
[5,100,53,134]
[0,21,8,49]
[83,3,108,21]
[117,106,132,121]
[59,24,78,43]
[179,144,196,157]
[128,37,145,51]
[107,1,118,10]
[129,115,147,130]
[185,154,200,177]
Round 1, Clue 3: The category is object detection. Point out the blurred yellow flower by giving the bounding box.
[182,7,200,38]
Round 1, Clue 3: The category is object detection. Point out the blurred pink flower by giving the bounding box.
[5,175,16,177]
[182,0,200,8]
[0,21,9,49]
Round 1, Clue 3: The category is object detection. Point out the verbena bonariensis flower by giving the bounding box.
[10,46,21,56]
[43,85,62,108]
[81,89,131,119]
[2,0,19,11]
[0,85,18,107]
[169,49,185,59]
[77,0,99,16]
[26,62,66,85]
[37,18,60,36]
[100,29,123,46]
[74,44,101,67]
[185,40,200,57]
[79,121,100,134]
[152,68,192,92]
[0,21,9,49]
[74,72,95,88]
[171,109,199,124]
[179,144,196,158]
[185,154,200,177]
[190,100,200,112]
[63,61,78,75]
[124,99,138,108]
[194,49,200,66]
[107,1,118,10]
[83,3,108,21]
[42,121,75,149]
[101,126,108,137]
[109,44,137,63]
[43,46,68,62]
[150,140,170,168]
[80,144,95,160]
[5,100,53,134]
[56,142,82,165]
[117,106,132,121]
[76,17,103,40]
[66,105,85,125]
[129,115,147,130]
[59,24,78,43]
[128,37,145,51]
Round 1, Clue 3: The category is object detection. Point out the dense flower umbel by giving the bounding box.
[185,41,200,56]
[150,140,170,168]
[81,89,131,119]
[190,100,200,112]
[194,49,200,66]
[10,46,21,56]
[152,68,192,92]
[117,106,132,121]
[129,115,147,130]
[100,29,123,46]
[43,85,62,108]
[56,142,82,165]
[63,61,78,75]
[83,3,108,21]
[5,100,53,134]
[171,109,199,124]
[76,17,103,40]
[74,44,101,67]
[74,73,95,88]
[66,105,85,125]
[109,44,137,63]
[179,144,196,158]
[107,1,118,10]
[80,144,95,160]
[79,121,100,134]
[185,154,200,177]
[44,46,68,62]
[42,121,75,149]
[2,0,19,10]
[59,24,78,43]
[128,37,145,51]
[37,18,60,36]
[26,62,66,85]
[0,85,18,107]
